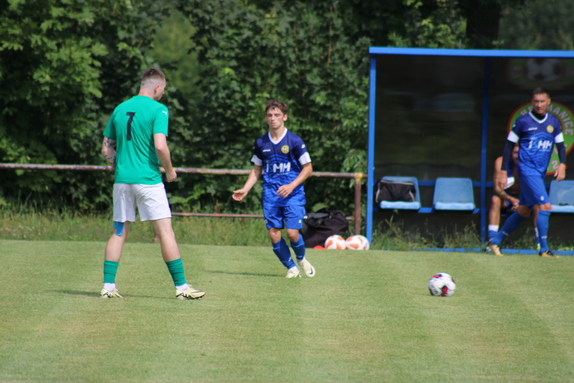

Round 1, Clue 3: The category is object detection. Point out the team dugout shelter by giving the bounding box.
[366,47,574,249]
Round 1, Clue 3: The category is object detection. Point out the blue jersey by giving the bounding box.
[252,130,311,207]
[508,112,564,177]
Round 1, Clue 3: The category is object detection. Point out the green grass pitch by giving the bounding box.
[1,239,574,382]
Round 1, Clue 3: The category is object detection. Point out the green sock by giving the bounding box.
[165,258,187,287]
[103,260,119,283]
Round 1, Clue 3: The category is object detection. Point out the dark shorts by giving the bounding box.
[263,205,306,230]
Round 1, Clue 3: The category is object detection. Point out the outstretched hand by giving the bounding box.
[232,189,247,202]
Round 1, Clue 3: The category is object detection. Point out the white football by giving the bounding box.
[428,272,456,297]
[345,235,370,250]
[324,235,346,250]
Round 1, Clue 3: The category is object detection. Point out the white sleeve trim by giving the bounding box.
[251,155,262,166]
[555,132,565,143]
[299,152,311,165]
[507,131,519,143]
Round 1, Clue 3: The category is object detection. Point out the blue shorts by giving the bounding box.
[263,205,306,230]
[519,174,550,207]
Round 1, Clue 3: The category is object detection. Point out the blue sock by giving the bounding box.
[536,210,551,253]
[534,227,540,249]
[290,235,306,261]
[272,239,296,269]
[491,212,526,245]
[488,230,498,241]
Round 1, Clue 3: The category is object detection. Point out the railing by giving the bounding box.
[0,163,366,234]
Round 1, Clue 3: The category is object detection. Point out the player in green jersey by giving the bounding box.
[100,68,205,300]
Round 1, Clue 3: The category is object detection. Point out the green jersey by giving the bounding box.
[104,95,169,184]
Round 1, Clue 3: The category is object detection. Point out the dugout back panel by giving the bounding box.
[367,48,574,244]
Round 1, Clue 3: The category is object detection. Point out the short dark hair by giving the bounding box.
[265,100,288,114]
[532,87,550,98]
[141,68,166,84]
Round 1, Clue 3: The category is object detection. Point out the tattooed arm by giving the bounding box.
[101,137,116,166]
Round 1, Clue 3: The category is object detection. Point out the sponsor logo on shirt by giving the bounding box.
[266,162,291,173]
[535,140,553,150]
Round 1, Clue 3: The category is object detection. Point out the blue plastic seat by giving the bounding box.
[433,177,475,211]
[379,176,421,210]
[549,180,574,213]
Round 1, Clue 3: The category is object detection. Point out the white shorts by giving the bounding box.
[113,183,171,222]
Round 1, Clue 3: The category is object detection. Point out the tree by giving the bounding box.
[499,0,574,50]
[344,0,527,49]
[341,0,466,48]
[147,10,200,102]
[457,0,526,48]
[169,0,475,213]
[1,0,514,214]
[0,0,171,209]
[170,0,370,213]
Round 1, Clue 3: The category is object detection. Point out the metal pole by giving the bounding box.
[0,163,367,233]
[354,173,363,234]
[366,55,377,244]
[479,58,492,244]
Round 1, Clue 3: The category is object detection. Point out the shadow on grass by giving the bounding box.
[207,270,282,278]
[56,290,169,299]
[57,290,98,297]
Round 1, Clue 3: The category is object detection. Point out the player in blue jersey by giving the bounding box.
[487,88,567,257]
[232,100,316,278]
[488,145,539,247]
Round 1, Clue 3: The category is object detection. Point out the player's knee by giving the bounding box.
[286,230,300,243]
[155,229,175,242]
[539,203,552,211]
[517,206,532,217]
[490,196,502,210]
[268,228,282,243]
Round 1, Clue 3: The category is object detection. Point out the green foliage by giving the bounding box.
[499,0,574,50]
[147,10,200,102]
[172,0,371,214]
[1,0,530,216]
[0,0,171,210]
[387,0,467,48]
[456,0,525,48]
[167,0,483,214]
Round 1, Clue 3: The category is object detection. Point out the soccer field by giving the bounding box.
[1,240,574,382]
